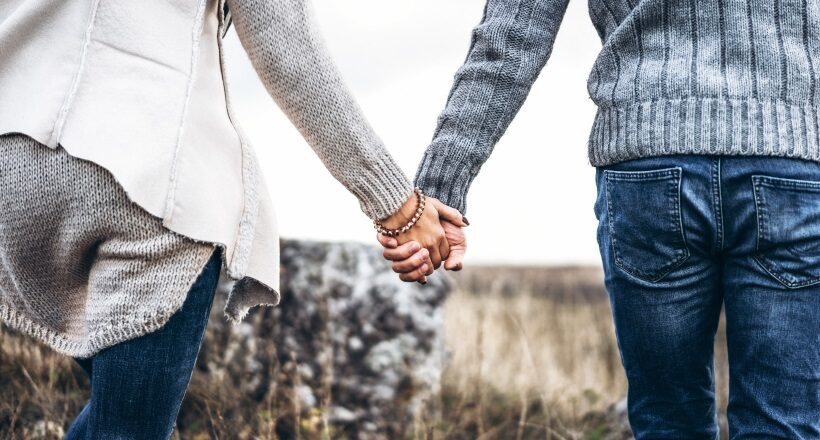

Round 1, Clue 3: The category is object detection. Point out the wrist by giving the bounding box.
[381,191,419,229]
[375,188,427,236]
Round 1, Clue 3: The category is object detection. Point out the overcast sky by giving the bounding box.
[223,1,603,265]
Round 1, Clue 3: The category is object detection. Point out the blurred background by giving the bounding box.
[0,2,731,439]
[230,0,601,266]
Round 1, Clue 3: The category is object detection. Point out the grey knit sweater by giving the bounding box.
[415,0,820,214]
[0,134,218,358]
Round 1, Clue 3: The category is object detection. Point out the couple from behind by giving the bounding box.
[0,0,818,438]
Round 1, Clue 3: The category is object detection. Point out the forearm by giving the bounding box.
[227,0,413,221]
[414,0,570,214]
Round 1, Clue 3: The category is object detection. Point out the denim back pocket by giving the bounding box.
[752,175,820,288]
[604,167,689,282]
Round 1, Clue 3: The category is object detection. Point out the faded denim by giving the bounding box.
[595,155,820,439]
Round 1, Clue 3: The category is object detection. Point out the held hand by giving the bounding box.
[379,194,453,272]
[380,240,432,283]
[378,219,466,282]
[377,198,467,282]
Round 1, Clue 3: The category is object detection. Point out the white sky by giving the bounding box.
[223,1,603,265]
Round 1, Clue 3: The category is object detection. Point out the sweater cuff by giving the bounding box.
[354,153,415,222]
[413,151,479,215]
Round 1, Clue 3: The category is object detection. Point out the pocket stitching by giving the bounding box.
[603,167,682,182]
[604,167,690,283]
[753,175,820,191]
[751,175,820,288]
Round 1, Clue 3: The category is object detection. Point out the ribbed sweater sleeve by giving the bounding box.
[226,0,414,221]
[414,0,570,214]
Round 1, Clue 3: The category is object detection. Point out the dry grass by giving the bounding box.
[0,332,87,439]
[0,265,729,439]
[417,266,629,439]
[423,265,729,439]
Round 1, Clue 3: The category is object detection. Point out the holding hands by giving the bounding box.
[376,190,468,283]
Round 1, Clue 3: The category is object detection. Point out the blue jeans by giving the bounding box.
[64,247,221,440]
[595,155,820,439]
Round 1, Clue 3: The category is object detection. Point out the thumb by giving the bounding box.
[443,246,465,271]
[430,198,467,227]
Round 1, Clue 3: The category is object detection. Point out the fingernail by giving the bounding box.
[463,217,470,226]
[410,242,420,252]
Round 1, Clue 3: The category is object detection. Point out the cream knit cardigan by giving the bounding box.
[0,0,413,324]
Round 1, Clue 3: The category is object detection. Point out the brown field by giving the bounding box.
[0,265,729,439]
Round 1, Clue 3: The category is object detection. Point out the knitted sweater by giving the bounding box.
[0,0,414,357]
[0,134,218,358]
[415,0,820,214]
[226,0,414,221]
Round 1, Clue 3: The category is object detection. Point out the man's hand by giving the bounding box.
[440,219,466,271]
[377,199,467,283]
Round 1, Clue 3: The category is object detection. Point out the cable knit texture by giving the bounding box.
[414,0,820,215]
[226,0,414,221]
[0,134,218,358]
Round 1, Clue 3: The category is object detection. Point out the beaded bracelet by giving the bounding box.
[374,187,426,237]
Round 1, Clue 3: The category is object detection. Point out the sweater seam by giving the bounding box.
[163,0,209,222]
[47,0,101,148]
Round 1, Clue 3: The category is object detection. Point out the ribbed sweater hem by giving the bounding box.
[0,249,281,359]
[588,97,820,167]
[0,250,214,359]
[414,152,480,215]
[353,152,415,222]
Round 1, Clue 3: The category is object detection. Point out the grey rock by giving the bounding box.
[330,406,357,423]
[201,239,451,439]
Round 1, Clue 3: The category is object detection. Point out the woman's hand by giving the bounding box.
[379,194,449,273]
[377,197,467,282]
